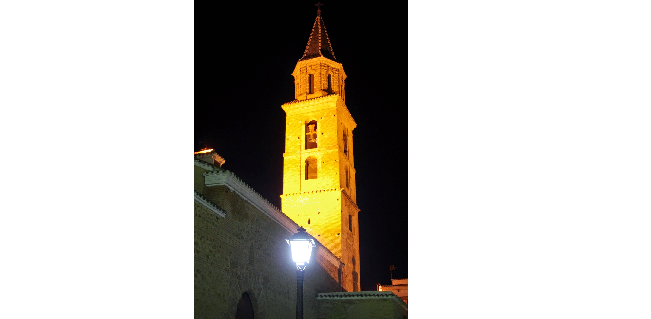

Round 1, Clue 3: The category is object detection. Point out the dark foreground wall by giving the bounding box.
[195,164,343,319]
[317,292,408,319]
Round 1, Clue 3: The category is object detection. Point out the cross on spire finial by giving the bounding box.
[315,2,323,14]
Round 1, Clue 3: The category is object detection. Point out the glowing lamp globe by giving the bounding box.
[286,227,315,270]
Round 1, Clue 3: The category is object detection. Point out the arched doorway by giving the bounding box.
[235,292,254,319]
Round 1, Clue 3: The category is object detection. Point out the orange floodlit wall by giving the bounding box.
[281,56,360,292]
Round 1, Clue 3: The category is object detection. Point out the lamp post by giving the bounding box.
[286,227,315,319]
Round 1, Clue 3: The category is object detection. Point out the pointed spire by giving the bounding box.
[299,3,337,62]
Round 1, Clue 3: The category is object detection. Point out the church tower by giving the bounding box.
[280,6,360,292]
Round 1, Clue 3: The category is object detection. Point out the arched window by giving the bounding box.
[235,292,254,319]
[345,167,349,188]
[305,157,317,180]
[305,121,317,149]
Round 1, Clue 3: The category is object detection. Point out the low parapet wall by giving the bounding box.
[317,291,407,319]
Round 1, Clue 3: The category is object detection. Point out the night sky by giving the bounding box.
[195,1,407,291]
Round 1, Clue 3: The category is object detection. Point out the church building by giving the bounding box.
[194,6,407,319]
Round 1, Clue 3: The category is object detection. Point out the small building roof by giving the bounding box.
[391,278,408,286]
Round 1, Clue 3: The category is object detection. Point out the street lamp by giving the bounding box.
[286,227,315,319]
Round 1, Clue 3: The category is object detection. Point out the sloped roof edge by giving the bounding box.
[194,190,226,218]
[202,168,343,268]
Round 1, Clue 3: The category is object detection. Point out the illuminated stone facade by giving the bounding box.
[280,9,361,293]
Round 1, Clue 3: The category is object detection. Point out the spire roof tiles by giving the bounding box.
[299,9,337,62]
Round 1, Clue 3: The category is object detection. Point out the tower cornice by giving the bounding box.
[292,57,346,79]
[281,188,340,198]
[282,94,340,113]
[282,94,356,129]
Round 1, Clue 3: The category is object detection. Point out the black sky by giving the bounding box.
[195,1,407,291]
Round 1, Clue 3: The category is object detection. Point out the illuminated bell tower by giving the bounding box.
[280,6,360,292]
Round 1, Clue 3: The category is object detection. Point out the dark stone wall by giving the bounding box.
[195,175,343,318]
[317,296,407,319]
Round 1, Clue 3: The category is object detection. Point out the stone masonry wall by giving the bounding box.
[195,180,343,319]
[317,292,408,319]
